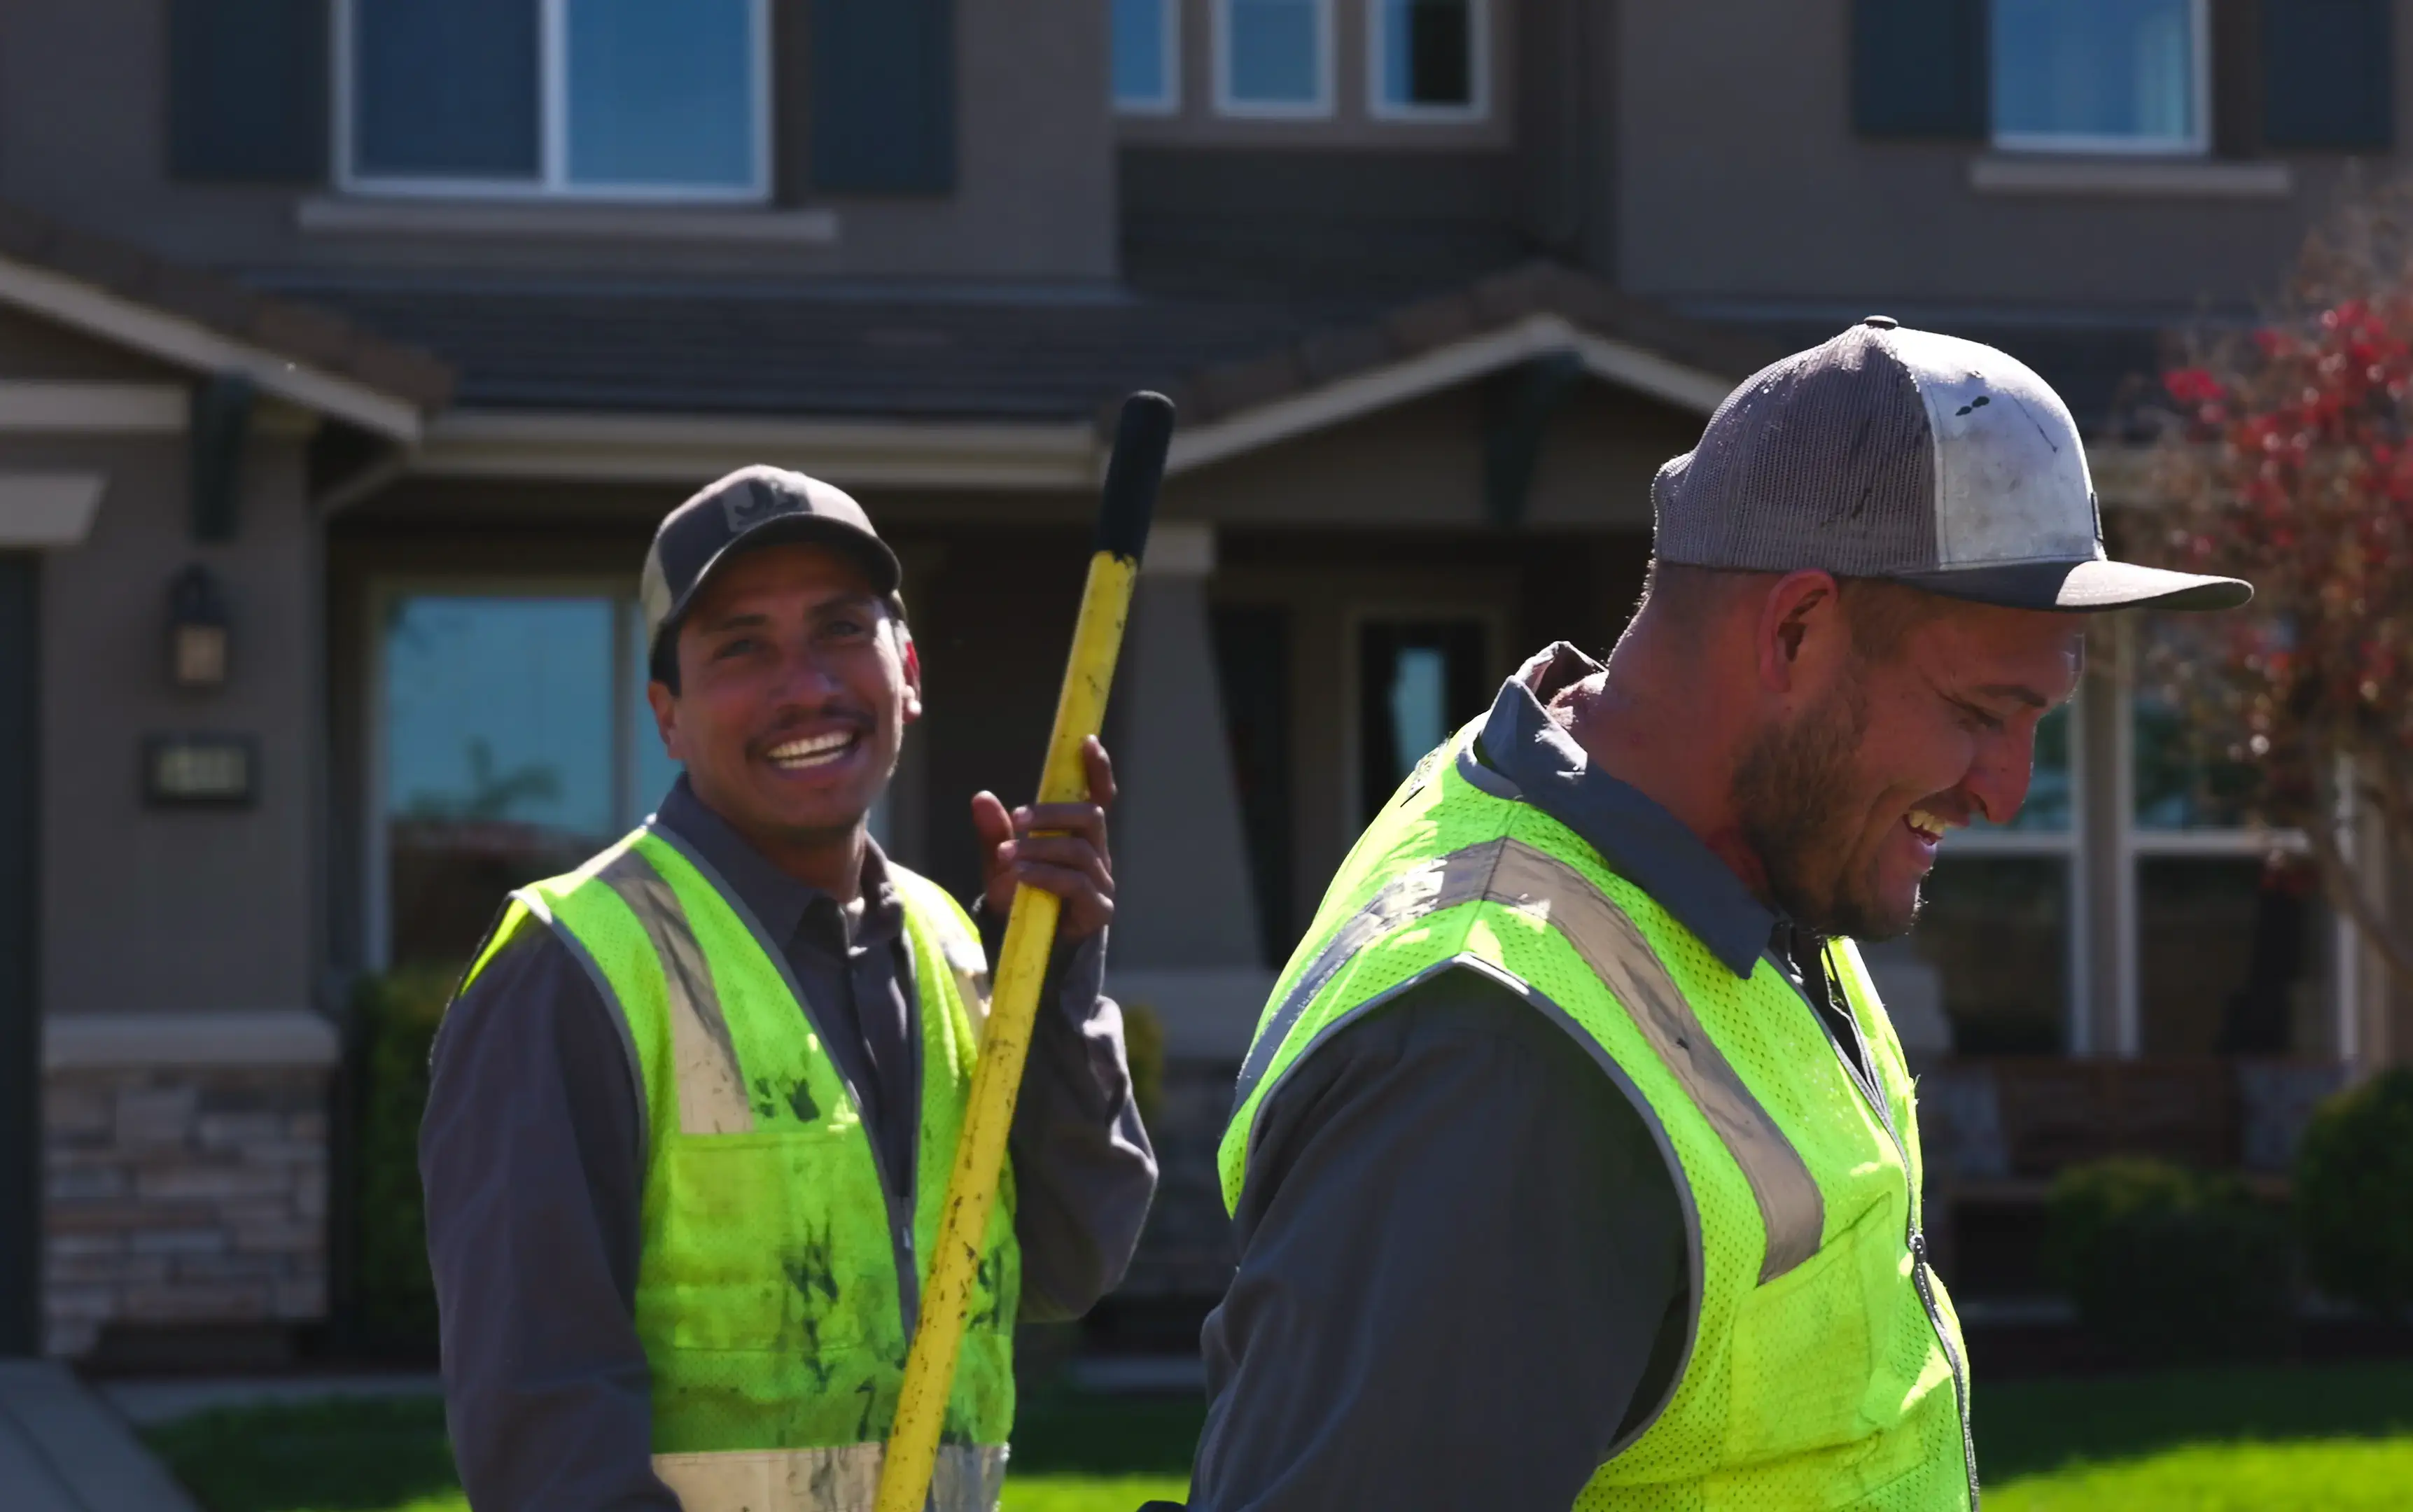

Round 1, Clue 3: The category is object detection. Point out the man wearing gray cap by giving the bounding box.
[1178,321,2248,1511]
[419,467,1157,1511]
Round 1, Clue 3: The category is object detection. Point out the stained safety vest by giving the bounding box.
[1219,723,1978,1511]
[463,823,1020,1512]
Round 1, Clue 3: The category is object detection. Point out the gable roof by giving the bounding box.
[270,260,1769,484]
[0,201,451,441]
[1154,262,1775,474]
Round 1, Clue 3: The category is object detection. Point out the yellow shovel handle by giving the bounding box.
[875,394,1171,1512]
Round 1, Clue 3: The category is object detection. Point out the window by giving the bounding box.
[2125,621,2335,1057]
[1357,620,1487,822]
[1114,0,1180,115]
[1912,705,2082,1054]
[374,592,679,968]
[1990,0,2208,155]
[340,0,769,200]
[1216,0,1332,117]
[1369,0,1484,120]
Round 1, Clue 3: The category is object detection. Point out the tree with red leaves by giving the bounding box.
[2148,181,2413,980]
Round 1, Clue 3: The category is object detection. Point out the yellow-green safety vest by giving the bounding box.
[1219,722,1978,1511]
[462,823,1020,1512]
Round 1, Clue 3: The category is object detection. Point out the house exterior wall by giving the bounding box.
[1611,0,2413,311]
[31,429,319,1019]
[0,0,1117,281]
[0,314,335,1359]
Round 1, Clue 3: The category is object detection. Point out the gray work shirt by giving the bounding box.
[1189,643,1840,1512]
[421,776,1158,1512]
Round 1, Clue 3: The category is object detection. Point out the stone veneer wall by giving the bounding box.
[42,1063,330,1359]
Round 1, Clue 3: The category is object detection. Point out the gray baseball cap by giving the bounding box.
[1653,316,2250,612]
[640,465,902,664]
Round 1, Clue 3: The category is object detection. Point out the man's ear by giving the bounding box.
[897,623,925,726]
[646,675,683,762]
[1754,570,1842,695]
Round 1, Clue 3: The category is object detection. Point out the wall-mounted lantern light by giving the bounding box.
[168,565,230,690]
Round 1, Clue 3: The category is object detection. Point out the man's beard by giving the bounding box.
[1731,680,1916,941]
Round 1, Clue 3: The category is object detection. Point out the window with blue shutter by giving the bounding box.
[1852,0,1987,139]
[2263,0,2393,150]
[811,0,956,194]
[342,0,769,199]
[168,0,329,183]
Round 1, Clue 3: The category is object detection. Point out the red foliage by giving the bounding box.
[2147,185,2413,970]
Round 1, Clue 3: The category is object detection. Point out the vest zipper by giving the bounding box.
[1805,952,1982,1511]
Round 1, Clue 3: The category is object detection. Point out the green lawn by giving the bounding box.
[141,1361,2413,1512]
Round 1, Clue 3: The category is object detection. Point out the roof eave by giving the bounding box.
[0,256,428,444]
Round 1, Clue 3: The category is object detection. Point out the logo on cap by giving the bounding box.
[720,477,802,535]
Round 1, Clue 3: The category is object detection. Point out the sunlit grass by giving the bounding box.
[1989,1436,2413,1510]
[1000,1472,1187,1511]
[140,1360,2413,1512]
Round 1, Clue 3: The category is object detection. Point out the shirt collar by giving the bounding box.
[652,774,902,947]
[1475,643,1778,978]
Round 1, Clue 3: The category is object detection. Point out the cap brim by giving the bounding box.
[1890,558,2252,613]
[652,514,904,654]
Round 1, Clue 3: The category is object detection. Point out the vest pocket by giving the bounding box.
[649,1129,897,1360]
[1721,1198,1889,1468]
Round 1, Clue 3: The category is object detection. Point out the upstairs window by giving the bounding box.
[1115,0,1180,114]
[1217,0,1333,117]
[340,0,769,200]
[1991,0,2208,154]
[1371,0,1484,120]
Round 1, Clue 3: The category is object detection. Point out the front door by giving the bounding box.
[0,555,37,1354]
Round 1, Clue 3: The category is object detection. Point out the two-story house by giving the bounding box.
[0,0,2402,1360]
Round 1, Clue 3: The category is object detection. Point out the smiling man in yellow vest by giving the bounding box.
[420,466,1157,1511]
[1177,322,2251,1511]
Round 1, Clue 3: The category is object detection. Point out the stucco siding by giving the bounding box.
[19,430,316,1018]
[1614,0,2407,311]
[0,0,1115,281]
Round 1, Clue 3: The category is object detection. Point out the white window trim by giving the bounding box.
[1989,0,2211,158]
[1365,0,1489,124]
[2107,620,2356,1060]
[1941,696,2091,1054]
[1213,0,1336,120]
[1114,0,1183,116]
[363,578,659,972]
[334,0,773,204]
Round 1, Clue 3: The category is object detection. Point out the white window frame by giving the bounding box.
[1365,0,1490,123]
[1989,0,2212,158]
[2108,619,2356,1060]
[1936,695,2092,1055]
[334,0,774,204]
[1114,0,1183,116]
[1213,0,1336,120]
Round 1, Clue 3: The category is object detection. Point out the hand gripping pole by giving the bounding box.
[874,392,1175,1512]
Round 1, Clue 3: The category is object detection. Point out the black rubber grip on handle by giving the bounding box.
[1095,392,1174,561]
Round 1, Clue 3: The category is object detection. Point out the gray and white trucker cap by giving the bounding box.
[1652,316,2250,612]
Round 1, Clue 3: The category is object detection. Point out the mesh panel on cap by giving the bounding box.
[1653,326,1941,578]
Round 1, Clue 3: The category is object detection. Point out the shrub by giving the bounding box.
[2044,1158,2293,1363]
[352,965,457,1354]
[2297,1068,2413,1317]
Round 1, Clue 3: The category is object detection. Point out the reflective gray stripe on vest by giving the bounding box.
[652,1442,1007,1512]
[595,845,755,1135]
[1238,836,1826,1284]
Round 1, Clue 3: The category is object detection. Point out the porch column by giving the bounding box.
[1105,523,1270,1058]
